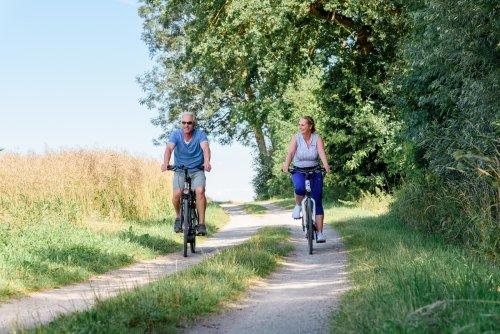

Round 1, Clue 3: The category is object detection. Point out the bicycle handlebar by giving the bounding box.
[167,165,205,172]
[288,165,326,175]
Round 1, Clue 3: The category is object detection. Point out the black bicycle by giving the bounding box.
[289,165,325,255]
[168,165,203,257]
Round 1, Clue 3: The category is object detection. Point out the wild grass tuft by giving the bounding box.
[242,203,267,214]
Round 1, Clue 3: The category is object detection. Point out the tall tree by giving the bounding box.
[139,0,405,197]
[394,0,499,256]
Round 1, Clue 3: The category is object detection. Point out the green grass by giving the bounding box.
[326,206,500,333]
[268,198,295,209]
[242,203,267,214]
[0,202,228,302]
[31,226,292,333]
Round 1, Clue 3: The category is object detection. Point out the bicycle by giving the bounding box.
[167,165,203,257]
[289,165,326,255]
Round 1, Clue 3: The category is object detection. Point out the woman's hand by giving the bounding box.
[282,162,289,173]
[324,164,331,173]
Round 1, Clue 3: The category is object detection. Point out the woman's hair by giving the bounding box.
[301,116,316,133]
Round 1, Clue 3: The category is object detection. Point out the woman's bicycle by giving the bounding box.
[168,165,203,257]
[289,165,325,255]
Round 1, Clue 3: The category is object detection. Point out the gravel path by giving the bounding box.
[0,203,349,333]
[185,204,350,334]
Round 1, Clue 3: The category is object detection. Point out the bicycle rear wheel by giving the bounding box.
[305,198,314,255]
[182,199,190,257]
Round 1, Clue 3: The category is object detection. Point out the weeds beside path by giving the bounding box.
[325,204,499,333]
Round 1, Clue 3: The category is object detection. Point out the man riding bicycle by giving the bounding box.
[161,112,211,236]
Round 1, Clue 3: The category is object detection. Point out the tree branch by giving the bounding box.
[308,1,374,54]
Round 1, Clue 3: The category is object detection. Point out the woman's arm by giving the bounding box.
[282,136,298,172]
[317,136,331,173]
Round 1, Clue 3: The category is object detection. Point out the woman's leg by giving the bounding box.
[292,172,306,204]
[311,172,324,231]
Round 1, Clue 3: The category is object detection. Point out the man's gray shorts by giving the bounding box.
[173,170,206,190]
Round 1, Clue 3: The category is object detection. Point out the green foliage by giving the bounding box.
[394,0,499,257]
[252,153,274,200]
[328,205,499,333]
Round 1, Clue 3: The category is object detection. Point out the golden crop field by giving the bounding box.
[0,150,173,226]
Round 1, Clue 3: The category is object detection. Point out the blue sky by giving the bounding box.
[0,1,254,201]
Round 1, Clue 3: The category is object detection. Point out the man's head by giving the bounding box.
[180,112,195,135]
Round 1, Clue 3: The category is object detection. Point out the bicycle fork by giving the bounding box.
[301,179,316,231]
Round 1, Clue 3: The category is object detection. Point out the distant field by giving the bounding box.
[0,150,228,301]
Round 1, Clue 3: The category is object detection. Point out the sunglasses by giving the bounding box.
[181,121,193,125]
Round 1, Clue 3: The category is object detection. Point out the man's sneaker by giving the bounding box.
[196,224,207,236]
[292,205,302,219]
[316,231,326,243]
[173,218,182,233]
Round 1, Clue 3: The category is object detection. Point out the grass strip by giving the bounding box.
[242,203,267,215]
[0,203,228,302]
[31,226,292,333]
[328,208,499,333]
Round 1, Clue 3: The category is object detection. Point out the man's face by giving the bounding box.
[181,114,195,134]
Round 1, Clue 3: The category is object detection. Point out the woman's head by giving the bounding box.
[299,116,316,134]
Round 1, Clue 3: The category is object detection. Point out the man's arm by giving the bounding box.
[161,143,175,171]
[200,141,211,172]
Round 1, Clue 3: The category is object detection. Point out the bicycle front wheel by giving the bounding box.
[190,209,198,253]
[305,198,314,255]
[182,199,190,257]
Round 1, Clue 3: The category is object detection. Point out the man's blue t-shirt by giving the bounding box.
[167,128,208,169]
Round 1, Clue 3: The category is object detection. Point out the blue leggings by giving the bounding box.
[291,172,324,215]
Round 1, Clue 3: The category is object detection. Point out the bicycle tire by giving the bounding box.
[182,198,190,257]
[305,198,314,255]
[190,209,197,253]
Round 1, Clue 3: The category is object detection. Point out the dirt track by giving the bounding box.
[185,204,349,334]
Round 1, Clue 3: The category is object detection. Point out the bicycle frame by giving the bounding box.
[168,165,203,257]
[289,165,325,255]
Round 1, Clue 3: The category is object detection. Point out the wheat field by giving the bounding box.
[0,150,173,226]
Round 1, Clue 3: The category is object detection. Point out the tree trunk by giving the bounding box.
[253,126,268,158]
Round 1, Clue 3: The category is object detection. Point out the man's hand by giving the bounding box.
[204,162,212,172]
[324,164,331,173]
[161,163,169,172]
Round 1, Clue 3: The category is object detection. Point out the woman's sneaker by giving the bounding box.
[292,205,302,219]
[316,231,326,243]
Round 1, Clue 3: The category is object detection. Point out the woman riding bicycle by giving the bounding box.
[282,116,331,243]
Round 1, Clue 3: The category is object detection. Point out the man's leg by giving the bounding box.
[172,188,182,218]
[195,187,206,225]
[172,188,182,232]
[195,187,207,235]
